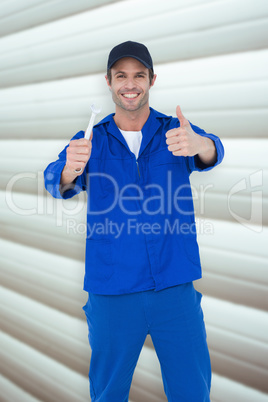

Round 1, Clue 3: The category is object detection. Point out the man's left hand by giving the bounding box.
[165,106,217,165]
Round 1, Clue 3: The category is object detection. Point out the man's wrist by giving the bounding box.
[60,165,78,186]
[197,137,217,165]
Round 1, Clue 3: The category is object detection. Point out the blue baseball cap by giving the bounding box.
[107,41,153,71]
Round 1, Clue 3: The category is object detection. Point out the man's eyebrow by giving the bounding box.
[114,70,147,75]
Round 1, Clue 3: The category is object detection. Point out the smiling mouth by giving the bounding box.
[121,93,140,99]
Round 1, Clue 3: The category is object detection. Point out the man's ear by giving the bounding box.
[105,75,111,89]
[150,74,157,88]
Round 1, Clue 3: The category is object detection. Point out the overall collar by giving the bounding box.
[95,108,162,158]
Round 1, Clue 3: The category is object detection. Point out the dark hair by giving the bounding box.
[107,68,154,85]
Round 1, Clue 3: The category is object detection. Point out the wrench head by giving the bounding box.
[90,104,102,114]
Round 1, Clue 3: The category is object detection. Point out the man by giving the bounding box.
[44,41,224,401]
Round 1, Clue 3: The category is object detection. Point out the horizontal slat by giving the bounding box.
[1,137,267,168]
[0,209,267,311]
[0,0,209,60]
[0,0,267,87]
[0,238,86,315]
[0,256,85,317]
[1,81,267,120]
[0,50,267,139]
[1,109,267,139]
[193,192,268,226]
[0,287,89,374]
[0,137,267,173]
[0,0,196,49]
[133,342,268,401]
[168,109,268,139]
[190,156,268,224]
[0,0,120,37]
[199,245,268,286]
[2,191,268,259]
[0,375,40,402]
[203,295,268,344]
[0,222,85,262]
[0,288,164,401]
[210,373,268,402]
[1,136,267,224]
[204,296,268,393]
[134,297,268,395]
[197,219,267,258]
[1,285,268,397]
[1,49,267,106]
[2,185,268,238]
[0,331,89,402]
[3,0,261,54]
[196,246,268,311]
[2,185,267,226]
[1,223,266,313]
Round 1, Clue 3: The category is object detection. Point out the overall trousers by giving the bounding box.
[83,282,211,401]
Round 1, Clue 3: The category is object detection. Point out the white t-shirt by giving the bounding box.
[119,129,142,160]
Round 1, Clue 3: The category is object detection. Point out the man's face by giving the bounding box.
[105,57,156,113]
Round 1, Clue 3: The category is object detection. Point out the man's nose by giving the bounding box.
[125,77,135,89]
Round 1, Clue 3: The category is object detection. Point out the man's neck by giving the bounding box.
[113,106,150,131]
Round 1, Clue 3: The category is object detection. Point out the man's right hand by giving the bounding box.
[60,132,93,186]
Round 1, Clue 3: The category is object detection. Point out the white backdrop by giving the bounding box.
[0,0,268,401]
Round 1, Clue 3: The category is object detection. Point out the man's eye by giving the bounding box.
[117,75,124,78]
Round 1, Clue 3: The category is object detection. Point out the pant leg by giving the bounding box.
[83,292,148,402]
[148,283,211,402]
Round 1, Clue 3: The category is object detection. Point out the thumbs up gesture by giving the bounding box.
[165,106,216,164]
[166,106,202,157]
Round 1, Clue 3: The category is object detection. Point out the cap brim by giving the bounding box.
[108,55,152,70]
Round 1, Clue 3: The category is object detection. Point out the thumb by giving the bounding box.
[176,105,189,127]
[89,131,93,141]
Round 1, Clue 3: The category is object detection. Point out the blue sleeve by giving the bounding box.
[186,122,224,174]
[44,131,87,199]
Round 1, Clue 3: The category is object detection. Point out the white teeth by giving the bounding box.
[122,93,138,98]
